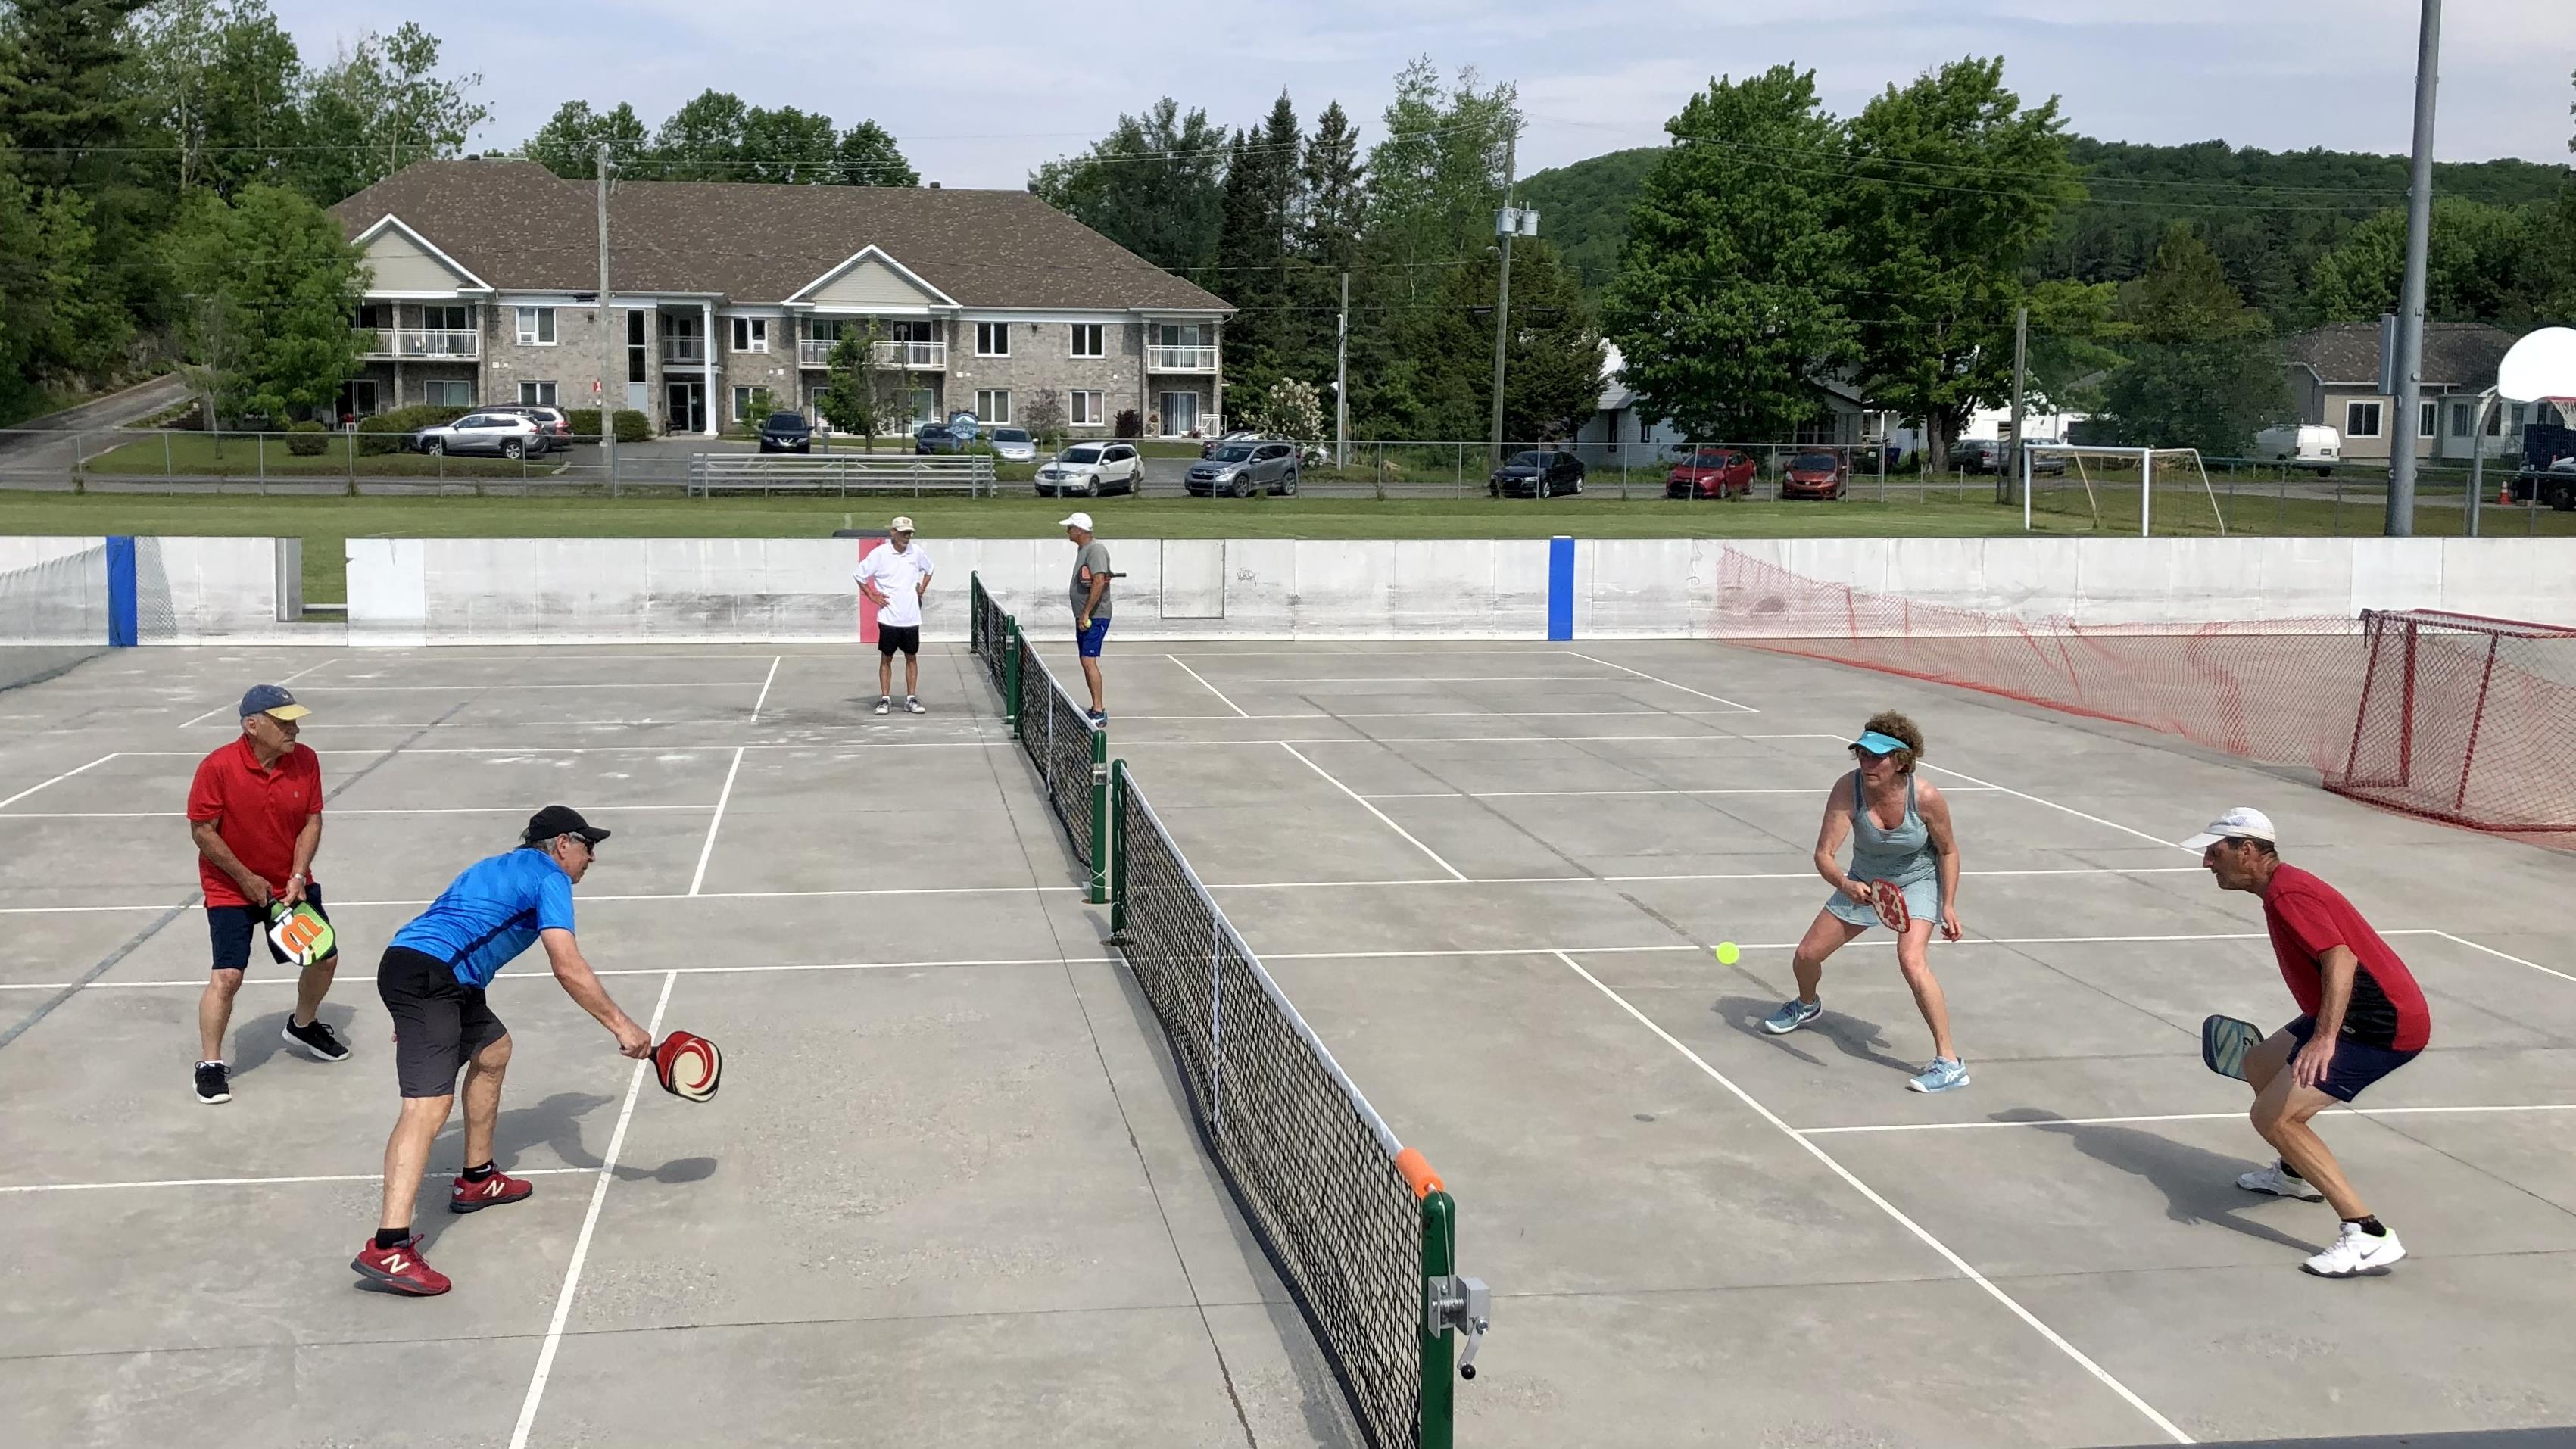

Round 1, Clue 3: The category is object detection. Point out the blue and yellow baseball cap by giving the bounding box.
[239,684,310,721]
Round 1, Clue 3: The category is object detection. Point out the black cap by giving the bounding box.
[523,804,610,847]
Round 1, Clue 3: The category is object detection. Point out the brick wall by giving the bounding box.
[943,319,1140,435]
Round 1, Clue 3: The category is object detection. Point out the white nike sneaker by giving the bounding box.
[2302,1220,2405,1276]
[2236,1161,2325,1201]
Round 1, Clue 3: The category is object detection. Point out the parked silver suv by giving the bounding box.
[414,412,547,459]
[1186,441,1300,497]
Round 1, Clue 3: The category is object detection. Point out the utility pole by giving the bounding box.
[597,142,618,497]
[1336,270,1350,468]
[1488,123,1518,468]
[2004,304,2029,506]
[2386,0,2442,538]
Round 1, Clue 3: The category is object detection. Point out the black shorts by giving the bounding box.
[378,945,509,1099]
[206,885,333,972]
[2283,1015,2420,1102]
[878,624,921,657]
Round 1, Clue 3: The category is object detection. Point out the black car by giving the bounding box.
[757,411,813,453]
[915,425,965,455]
[1488,449,1585,499]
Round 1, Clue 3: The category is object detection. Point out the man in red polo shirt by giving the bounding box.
[187,684,348,1104]
[2191,806,2431,1277]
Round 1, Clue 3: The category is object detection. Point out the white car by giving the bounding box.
[989,427,1037,463]
[1035,441,1142,497]
[2253,422,2342,473]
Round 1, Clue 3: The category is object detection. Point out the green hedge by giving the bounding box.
[284,419,331,457]
[354,404,472,455]
[567,407,650,443]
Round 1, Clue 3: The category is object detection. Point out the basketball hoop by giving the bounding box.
[2499,327,2576,406]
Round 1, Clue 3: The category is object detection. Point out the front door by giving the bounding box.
[665,380,704,434]
[1159,391,1199,436]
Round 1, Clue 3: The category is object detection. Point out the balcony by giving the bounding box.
[357,328,479,360]
[873,340,947,370]
[661,338,709,366]
[798,338,835,367]
[1148,344,1219,373]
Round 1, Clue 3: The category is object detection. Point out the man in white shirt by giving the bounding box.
[855,517,934,715]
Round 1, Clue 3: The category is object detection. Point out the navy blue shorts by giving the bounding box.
[206,885,333,972]
[1077,616,1111,658]
[2283,1015,2419,1102]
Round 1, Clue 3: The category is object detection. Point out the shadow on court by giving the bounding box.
[1714,992,1918,1078]
[1988,1107,2317,1253]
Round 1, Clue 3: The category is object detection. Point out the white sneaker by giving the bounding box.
[905,696,927,715]
[2236,1161,2326,1201]
[873,696,891,716]
[2302,1220,2405,1277]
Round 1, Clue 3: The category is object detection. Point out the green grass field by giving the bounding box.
[5,485,2567,606]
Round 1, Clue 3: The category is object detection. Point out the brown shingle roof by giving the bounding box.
[2284,320,2515,391]
[329,159,1230,313]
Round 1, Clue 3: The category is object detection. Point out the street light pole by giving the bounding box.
[2385,0,2442,537]
[597,142,618,497]
[1487,123,1517,469]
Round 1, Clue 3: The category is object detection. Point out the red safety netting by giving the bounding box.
[1710,551,2576,842]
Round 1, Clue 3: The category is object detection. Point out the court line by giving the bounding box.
[688,747,746,896]
[109,741,1015,756]
[175,656,341,727]
[1117,709,1760,721]
[10,954,1105,990]
[0,1166,594,1194]
[1200,674,1644,684]
[1,805,718,819]
[1166,655,1250,718]
[2425,930,2576,988]
[0,752,117,810]
[1360,784,2004,800]
[1914,762,2196,854]
[229,681,773,693]
[1798,1104,2576,1136]
[1277,743,1468,882]
[510,969,675,1449]
[748,655,782,724]
[1562,652,1760,713]
[1552,949,2192,1444]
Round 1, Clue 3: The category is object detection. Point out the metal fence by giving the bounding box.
[686,453,993,497]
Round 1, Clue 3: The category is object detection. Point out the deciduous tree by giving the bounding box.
[163,183,370,428]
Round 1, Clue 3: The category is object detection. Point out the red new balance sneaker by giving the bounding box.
[351,1235,451,1296]
[449,1167,534,1214]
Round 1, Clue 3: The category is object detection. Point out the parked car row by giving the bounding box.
[412,404,569,459]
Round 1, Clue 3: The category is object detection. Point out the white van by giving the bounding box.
[2253,423,2341,472]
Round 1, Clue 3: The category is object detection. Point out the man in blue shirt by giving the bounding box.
[352,806,649,1297]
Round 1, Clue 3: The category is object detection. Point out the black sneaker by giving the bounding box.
[284,1016,351,1062]
[194,1061,232,1104]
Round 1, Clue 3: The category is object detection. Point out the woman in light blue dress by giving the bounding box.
[1760,711,1969,1092]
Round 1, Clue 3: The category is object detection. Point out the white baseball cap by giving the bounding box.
[1059,512,1093,531]
[889,516,915,534]
[2182,806,2277,851]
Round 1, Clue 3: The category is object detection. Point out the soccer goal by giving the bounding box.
[2022,444,2226,537]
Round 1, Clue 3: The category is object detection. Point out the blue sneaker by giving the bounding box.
[1907,1056,1970,1093]
[1760,999,1822,1035]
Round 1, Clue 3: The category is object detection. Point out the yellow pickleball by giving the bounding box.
[1713,942,1741,965]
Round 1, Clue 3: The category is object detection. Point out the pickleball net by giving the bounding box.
[967,573,1109,895]
[1109,762,1475,1449]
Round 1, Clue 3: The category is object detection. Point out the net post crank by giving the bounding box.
[1426,1273,1490,1380]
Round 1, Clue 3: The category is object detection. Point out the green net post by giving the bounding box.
[1088,726,1111,904]
[1106,759,1129,939]
[1002,616,1022,739]
[1418,1188,1457,1449]
[969,572,984,656]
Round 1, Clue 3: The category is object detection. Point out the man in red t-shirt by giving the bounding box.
[186,684,348,1105]
[2191,806,2430,1277]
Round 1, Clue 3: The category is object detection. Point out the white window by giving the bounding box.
[975,389,1011,424]
[1070,390,1104,426]
[2346,401,2383,438]
[730,317,769,354]
[2419,400,2437,440]
[1069,323,1105,358]
[519,381,557,406]
[732,385,763,422]
[975,322,1009,357]
[515,307,555,345]
[426,379,472,406]
[2451,401,2473,438]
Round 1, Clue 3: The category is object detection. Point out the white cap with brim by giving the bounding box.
[1059,512,1093,531]
[2182,806,2277,851]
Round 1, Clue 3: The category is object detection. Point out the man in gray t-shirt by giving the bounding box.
[1061,512,1112,722]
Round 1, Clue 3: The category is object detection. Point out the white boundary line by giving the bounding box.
[2,805,719,819]
[1361,784,2004,800]
[1551,949,2192,1444]
[243,681,773,693]
[1115,709,1756,721]
[0,1166,592,1194]
[2426,929,2576,987]
[176,657,341,727]
[748,655,782,724]
[688,747,746,896]
[1916,762,2196,854]
[0,753,117,810]
[1798,1103,2576,1136]
[1166,655,1250,718]
[1199,674,1651,684]
[1563,651,1760,712]
[108,742,1016,756]
[509,969,675,1449]
[1277,743,1468,881]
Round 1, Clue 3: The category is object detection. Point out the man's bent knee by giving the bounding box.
[470,1033,513,1071]
[205,969,245,997]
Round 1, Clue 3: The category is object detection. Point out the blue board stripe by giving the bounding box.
[1546,534,1574,641]
[105,535,138,647]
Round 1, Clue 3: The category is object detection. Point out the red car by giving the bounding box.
[1664,448,1756,499]
[1779,450,1848,500]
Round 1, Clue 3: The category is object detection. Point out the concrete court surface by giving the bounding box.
[1,636,2572,1447]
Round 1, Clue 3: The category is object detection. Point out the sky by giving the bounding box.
[270,0,2575,187]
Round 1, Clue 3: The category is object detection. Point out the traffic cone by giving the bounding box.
[2499,482,2513,506]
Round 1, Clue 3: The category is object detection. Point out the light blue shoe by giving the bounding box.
[1761,998,1823,1035]
[1907,1056,1970,1093]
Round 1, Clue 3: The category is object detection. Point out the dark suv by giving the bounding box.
[1488,450,1585,498]
[757,412,813,453]
[1186,441,1300,497]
